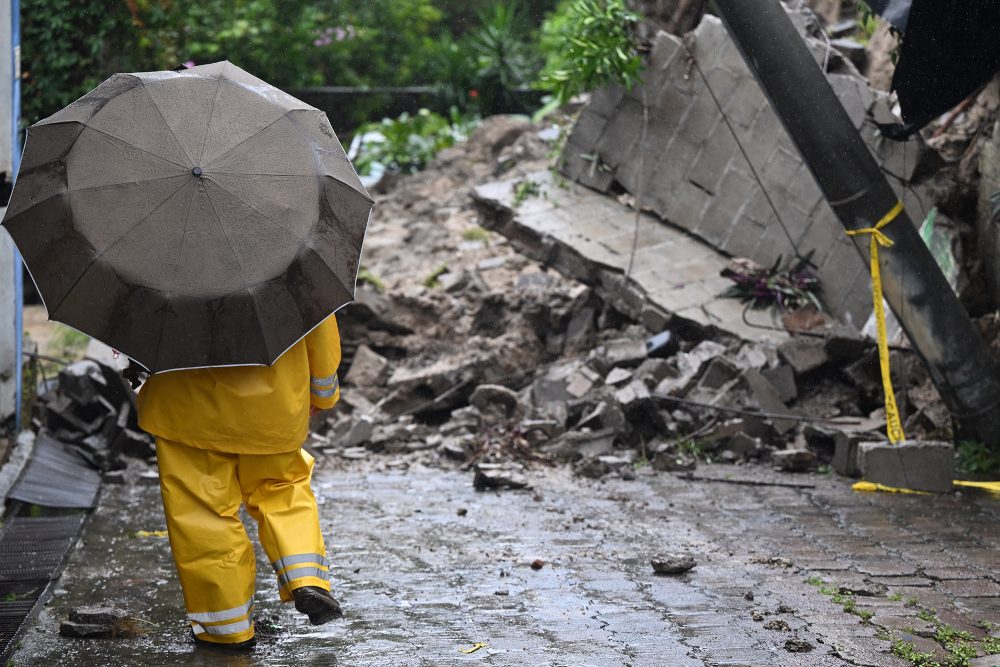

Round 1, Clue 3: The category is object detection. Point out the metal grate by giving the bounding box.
[0,514,89,661]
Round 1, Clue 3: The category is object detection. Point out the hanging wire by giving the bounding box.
[682,42,809,264]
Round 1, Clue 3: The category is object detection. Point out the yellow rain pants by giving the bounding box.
[157,437,330,644]
[137,315,342,645]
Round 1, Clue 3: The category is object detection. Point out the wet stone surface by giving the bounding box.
[12,459,1000,666]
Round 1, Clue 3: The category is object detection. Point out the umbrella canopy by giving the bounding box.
[3,61,373,373]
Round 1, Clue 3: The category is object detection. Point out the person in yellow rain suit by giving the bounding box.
[136,315,343,650]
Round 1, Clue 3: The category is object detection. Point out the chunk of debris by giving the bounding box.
[778,336,829,376]
[345,344,390,388]
[764,619,791,631]
[473,463,529,491]
[575,455,632,479]
[743,369,797,434]
[651,553,696,575]
[784,639,814,653]
[470,384,522,422]
[857,440,954,493]
[530,559,545,570]
[772,448,817,473]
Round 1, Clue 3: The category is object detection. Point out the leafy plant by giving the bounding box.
[356,268,386,291]
[719,254,822,313]
[423,264,450,288]
[353,108,479,176]
[536,0,643,106]
[468,2,540,114]
[956,440,1000,476]
[513,179,542,206]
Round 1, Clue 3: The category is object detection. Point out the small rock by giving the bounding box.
[59,621,112,638]
[343,416,374,448]
[456,508,468,517]
[764,619,791,631]
[761,365,798,403]
[345,344,390,387]
[772,448,816,472]
[776,604,795,614]
[778,337,829,375]
[970,656,1000,667]
[744,591,754,601]
[566,366,602,399]
[600,339,649,369]
[751,610,765,622]
[605,367,633,386]
[494,589,510,596]
[136,470,159,485]
[101,470,125,485]
[530,559,545,570]
[651,553,696,575]
[340,447,369,460]
[784,639,814,653]
[69,606,129,625]
[473,464,528,491]
[439,438,469,461]
[470,384,522,421]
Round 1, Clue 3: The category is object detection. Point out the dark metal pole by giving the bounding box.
[712,0,1000,448]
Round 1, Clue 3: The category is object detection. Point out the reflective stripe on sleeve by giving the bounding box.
[310,375,339,398]
[311,373,338,386]
[188,598,253,624]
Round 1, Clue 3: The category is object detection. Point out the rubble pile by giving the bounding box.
[31,358,155,477]
[306,116,953,485]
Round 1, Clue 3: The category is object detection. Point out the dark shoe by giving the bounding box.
[293,586,343,625]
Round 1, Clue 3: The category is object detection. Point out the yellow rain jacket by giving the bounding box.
[137,315,342,454]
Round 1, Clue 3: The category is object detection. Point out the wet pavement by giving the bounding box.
[10,457,1000,666]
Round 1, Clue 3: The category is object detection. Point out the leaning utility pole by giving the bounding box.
[711,0,1000,448]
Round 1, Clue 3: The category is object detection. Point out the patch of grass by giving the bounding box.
[956,440,1000,476]
[806,576,824,587]
[907,597,921,608]
[512,178,541,207]
[423,263,450,289]
[917,609,937,623]
[462,226,491,244]
[983,636,1000,655]
[357,268,386,291]
[891,639,939,666]
[888,593,903,602]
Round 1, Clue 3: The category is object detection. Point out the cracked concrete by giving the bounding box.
[10,457,1000,666]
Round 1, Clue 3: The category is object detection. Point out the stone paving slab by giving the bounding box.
[13,457,1000,666]
[473,170,787,345]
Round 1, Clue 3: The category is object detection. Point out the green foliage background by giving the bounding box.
[21,0,642,131]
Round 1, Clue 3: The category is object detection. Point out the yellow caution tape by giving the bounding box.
[953,480,1000,496]
[846,201,906,444]
[852,481,929,495]
[134,530,169,538]
[459,643,488,654]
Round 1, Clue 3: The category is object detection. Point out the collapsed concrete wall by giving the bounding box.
[560,15,934,326]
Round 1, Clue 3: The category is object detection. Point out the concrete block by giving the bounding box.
[832,433,861,478]
[858,440,955,493]
[778,336,829,375]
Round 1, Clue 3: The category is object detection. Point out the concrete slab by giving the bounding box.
[858,440,955,493]
[473,170,786,344]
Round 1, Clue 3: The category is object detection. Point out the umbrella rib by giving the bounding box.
[203,110,294,169]
[138,80,195,165]
[77,123,188,170]
[196,71,224,166]
[202,177,305,242]
[47,178,193,319]
[65,173,187,197]
[202,186,270,359]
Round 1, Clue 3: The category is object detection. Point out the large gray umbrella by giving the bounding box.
[3,61,372,373]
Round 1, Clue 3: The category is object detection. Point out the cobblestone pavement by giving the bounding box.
[12,458,1000,666]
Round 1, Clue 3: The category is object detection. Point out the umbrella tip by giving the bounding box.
[192,167,203,177]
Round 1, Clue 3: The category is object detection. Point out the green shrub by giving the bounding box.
[535,0,643,105]
[353,108,479,176]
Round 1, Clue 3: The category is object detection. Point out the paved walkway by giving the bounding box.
[12,458,1000,666]
[473,170,787,344]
